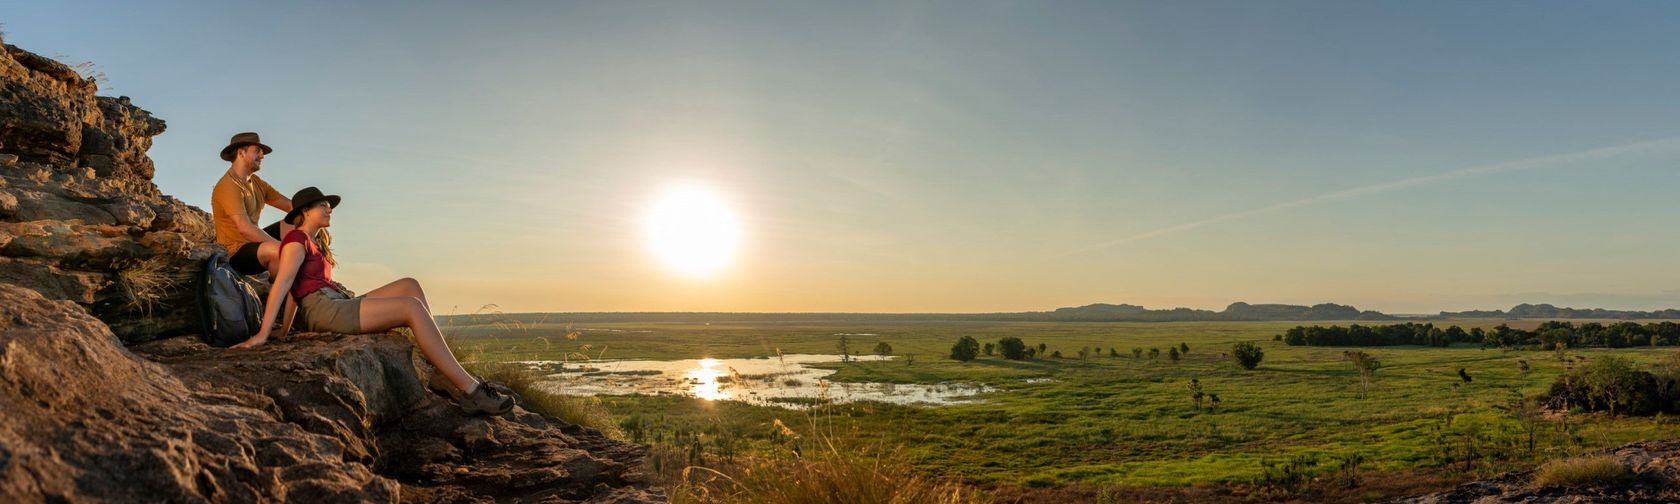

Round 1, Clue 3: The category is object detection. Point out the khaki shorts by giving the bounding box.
[298,289,364,334]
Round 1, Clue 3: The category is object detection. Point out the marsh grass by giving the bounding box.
[1530,455,1629,488]
[444,317,1679,497]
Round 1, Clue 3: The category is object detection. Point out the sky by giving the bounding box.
[6,1,1680,314]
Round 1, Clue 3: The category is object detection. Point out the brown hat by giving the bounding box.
[220,132,273,161]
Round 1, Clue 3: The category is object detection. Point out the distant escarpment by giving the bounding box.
[0,43,659,502]
[1440,303,1680,320]
[439,302,1398,325]
[1045,301,1395,322]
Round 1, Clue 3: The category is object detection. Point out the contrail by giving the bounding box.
[1062,137,1680,256]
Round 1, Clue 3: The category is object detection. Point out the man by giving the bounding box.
[211,132,293,276]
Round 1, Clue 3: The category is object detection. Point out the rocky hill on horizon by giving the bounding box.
[1439,303,1680,320]
[0,42,660,502]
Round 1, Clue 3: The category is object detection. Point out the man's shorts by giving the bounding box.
[229,221,285,276]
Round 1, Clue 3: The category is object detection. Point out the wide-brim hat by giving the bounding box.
[284,186,342,224]
[220,132,273,161]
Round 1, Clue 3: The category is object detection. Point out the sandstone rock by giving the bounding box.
[1,44,203,343]
[136,333,662,503]
[0,284,399,502]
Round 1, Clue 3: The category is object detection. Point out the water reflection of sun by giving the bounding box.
[686,358,728,401]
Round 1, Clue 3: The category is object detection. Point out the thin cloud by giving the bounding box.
[1063,137,1680,256]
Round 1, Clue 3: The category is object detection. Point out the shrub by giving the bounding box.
[950,336,980,362]
[1167,347,1180,363]
[1232,342,1264,370]
[873,341,893,357]
[1530,455,1629,488]
[1545,355,1680,416]
[997,337,1027,360]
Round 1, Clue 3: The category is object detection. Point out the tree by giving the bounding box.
[1149,348,1160,360]
[1109,348,1120,358]
[1580,356,1637,415]
[1168,347,1181,363]
[1344,351,1381,399]
[1502,392,1543,456]
[1180,342,1190,354]
[950,336,980,362]
[837,335,851,363]
[1232,342,1264,370]
[1038,343,1048,355]
[998,337,1028,360]
[873,341,893,357]
[1132,347,1143,359]
[982,342,995,356]
[1078,347,1090,360]
[1188,378,1205,409]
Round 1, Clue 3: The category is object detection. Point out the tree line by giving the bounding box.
[1278,321,1680,349]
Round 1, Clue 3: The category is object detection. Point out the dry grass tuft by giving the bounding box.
[666,421,986,504]
[118,256,176,314]
[1530,455,1629,488]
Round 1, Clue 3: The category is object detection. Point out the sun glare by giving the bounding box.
[645,185,740,277]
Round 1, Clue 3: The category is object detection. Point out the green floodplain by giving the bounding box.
[439,316,1679,495]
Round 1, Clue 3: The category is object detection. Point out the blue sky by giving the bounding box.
[7,1,1680,313]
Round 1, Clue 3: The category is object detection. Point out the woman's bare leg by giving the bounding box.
[363,277,429,306]
[359,296,476,392]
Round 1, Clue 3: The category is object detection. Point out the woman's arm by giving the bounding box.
[233,242,305,349]
[278,294,299,337]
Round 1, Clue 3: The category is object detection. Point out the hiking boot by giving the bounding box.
[460,383,514,416]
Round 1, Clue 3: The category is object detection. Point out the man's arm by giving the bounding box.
[214,184,279,245]
[258,178,293,212]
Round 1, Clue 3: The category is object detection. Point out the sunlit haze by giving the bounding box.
[8,2,1680,314]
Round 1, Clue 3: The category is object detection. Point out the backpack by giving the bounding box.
[194,251,264,347]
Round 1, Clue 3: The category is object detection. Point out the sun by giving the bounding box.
[645,185,740,277]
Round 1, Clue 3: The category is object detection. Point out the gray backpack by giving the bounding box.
[195,251,263,347]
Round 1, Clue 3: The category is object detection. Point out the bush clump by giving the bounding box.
[997,337,1027,360]
[950,336,980,362]
[1232,341,1264,370]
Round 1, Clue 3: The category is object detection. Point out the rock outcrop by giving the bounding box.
[1,42,213,344]
[1394,440,1680,503]
[0,43,660,502]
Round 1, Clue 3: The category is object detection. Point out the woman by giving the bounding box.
[233,187,514,416]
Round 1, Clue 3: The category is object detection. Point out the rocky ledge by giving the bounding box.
[0,41,660,502]
[1394,440,1680,504]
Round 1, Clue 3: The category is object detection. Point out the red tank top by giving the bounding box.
[281,230,337,299]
